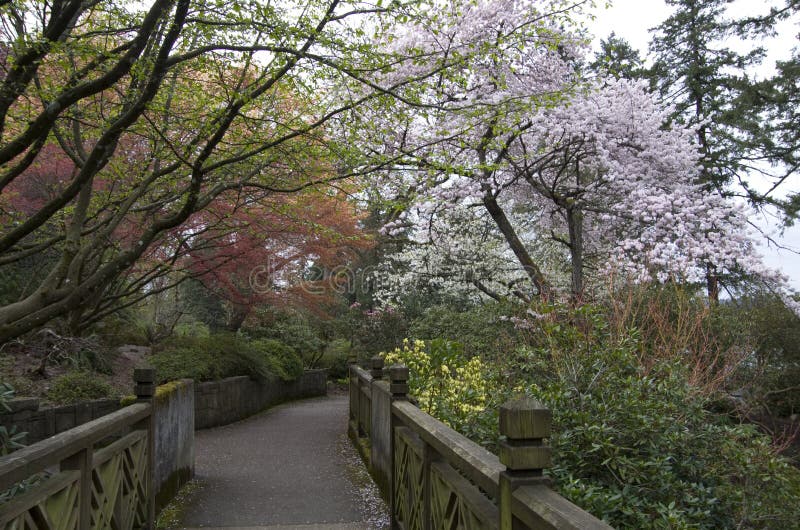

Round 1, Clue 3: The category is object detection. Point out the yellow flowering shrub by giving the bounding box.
[382,338,491,430]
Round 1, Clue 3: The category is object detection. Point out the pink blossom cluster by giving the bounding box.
[514,79,782,286]
[364,0,796,307]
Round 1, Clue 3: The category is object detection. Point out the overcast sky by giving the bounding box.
[586,0,800,289]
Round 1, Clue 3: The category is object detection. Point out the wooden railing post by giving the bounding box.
[135,367,156,402]
[358,374,367,437]
[348,355,358,426]
[60,447,91,530]
[389,365,409,400]
[498,398,552,530]
[370,355,385,380]
[134,366,156,530]
[389,364,409,530]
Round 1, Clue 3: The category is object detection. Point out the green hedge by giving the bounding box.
[148,333,303,384]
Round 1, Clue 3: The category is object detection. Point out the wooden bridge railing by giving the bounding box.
[348,358,613,530]
[0,368,157,530]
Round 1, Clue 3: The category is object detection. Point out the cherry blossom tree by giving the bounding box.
[375,206,531,304]
[364,1,795,305]
[354,0,591,296]
[502,79,782,297]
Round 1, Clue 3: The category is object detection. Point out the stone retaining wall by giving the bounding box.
[1,370,328,440]
[195,370,327,429]
[153,379,195,513]
[0,397,121,444]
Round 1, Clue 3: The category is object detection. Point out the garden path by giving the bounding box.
[178,395,389,529]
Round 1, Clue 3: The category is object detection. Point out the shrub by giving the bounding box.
[151,333,255,382]
[513,304,800,529]
[94,315,149,347]
[0,383,44,502]
[321,339,352,380]
[604,284,744,395]
[0,383,26,455]
[250,339,303,382]
[245,309,330,368]
[46,372,115,405]
[252,313,323,354]
[409,303,520,358]
[200,333,273,382]
[726,293,800,417]
[148,347,219,383]
[172,320,211,340]
[0,355,34,396]
[73,346,116,375]
[347,304,409,359]
[382,339,489,433]
[396,302,800,529]
[520,345,800,529]
[149,333,303,384]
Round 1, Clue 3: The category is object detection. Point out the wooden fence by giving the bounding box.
[0,368,157,530]
[349,358,614,530]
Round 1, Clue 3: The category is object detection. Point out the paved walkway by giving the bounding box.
[179,395,389,529]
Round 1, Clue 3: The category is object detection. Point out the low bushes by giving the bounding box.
[148,333,303,384]
[147,347,221,383]
[250,339,304,382]
[0,383,25,455]
[409,303,521,358]
[45,371,115,405]
[388,302,800,529]
[0,383,44,502]
[523,345,800,529]
[320,338,351,380]
[382,339,489,433]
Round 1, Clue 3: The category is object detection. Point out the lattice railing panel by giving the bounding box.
[90,430,148,530]
[366,370,613,530]
[430,462,497,530]
[394,427,425,530]
[0,429,149,530]
[0,471,81,530]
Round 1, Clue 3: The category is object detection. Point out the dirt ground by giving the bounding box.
[109,345,150,392]
[0,341,149,401]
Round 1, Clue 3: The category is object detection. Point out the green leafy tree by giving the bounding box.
[749,51,800,221]
[730,0,800,223]
[0,0,449,342]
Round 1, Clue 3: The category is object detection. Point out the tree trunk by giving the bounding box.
[226,302,250,332]
[566,205,584,302]
[482,192,550,299]
[67,308,84,337]
[706,263,719,305]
